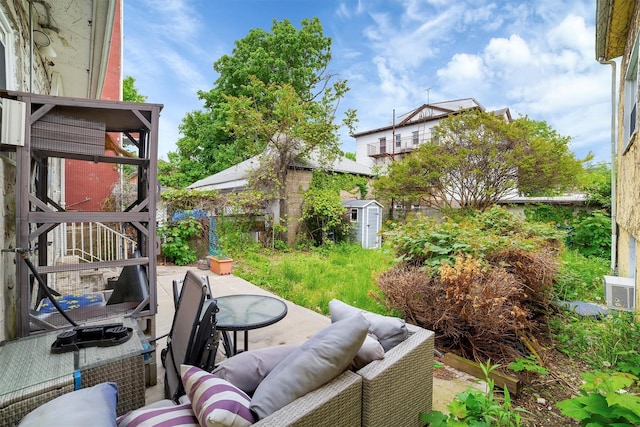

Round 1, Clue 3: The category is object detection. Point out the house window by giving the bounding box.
[350,208,358,222]
[0,10,13,90]
[379,137,386,154]
[412,131,419,145]
[624,34,640,153]
[395,134,401,148]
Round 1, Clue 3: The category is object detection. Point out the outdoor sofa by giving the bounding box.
[17,309,434,427]
[250,323,433,427]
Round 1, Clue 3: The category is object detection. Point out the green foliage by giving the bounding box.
[525,204,611,259]
[554,249,610,302]
[524,204,575,225]
[167,17,356,188]
[580,161,612,212]
[550,310,640,371]
[568,210,611,259]
[343,152,356,161]
[421,360,528,426]
[374,111,584,211]
[232,243,394,315]
[160,188,225,219]
[512,117,589,196]
[310,170,369,199]
[383,206,562,268]
[557,371,640,426]
[159,219,203,265]
[508,355,549,375]
[301,187,351,246]
[122,76,147,103]
[215,215,262,257]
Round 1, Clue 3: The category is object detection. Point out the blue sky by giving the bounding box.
[123,0,613,164]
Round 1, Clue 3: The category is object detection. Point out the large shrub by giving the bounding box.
[383,206,564,268]
[377,207,562,364]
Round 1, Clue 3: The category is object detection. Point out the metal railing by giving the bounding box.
[55,222,137,265]
[367,131,434,157]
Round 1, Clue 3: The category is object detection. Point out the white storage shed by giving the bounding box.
[342,200,383,249]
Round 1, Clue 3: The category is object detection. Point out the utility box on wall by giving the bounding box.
[342,200,383,249]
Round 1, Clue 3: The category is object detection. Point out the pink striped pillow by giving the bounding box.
[116,402,198,427]
[180,365,255,427]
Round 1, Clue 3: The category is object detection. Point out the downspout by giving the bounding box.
[599,57,617,274]
[29,1,33,92]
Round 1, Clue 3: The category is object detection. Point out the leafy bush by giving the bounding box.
[557,371,640,426]
[568,210,611,259]
[524,204,576,225]
[301,187,352,246]
[159,219,203,265]
[383,206,563,268]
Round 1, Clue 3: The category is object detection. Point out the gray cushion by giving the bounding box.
[329,299,408,351]
[250,314,369,419]
[352,334,385,370]
[211,345,298,394]
[19,382,118,427]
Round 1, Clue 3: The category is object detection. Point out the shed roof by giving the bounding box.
[342,199,382,208]
[188,151,372,191]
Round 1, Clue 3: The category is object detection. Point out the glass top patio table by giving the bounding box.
[205,294,288,355]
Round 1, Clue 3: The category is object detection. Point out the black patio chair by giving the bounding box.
[163,270,220,401]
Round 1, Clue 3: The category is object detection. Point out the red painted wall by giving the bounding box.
[65,0,122,212]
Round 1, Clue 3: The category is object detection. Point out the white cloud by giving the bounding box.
[484,35,531,67]
[436,53,488,95]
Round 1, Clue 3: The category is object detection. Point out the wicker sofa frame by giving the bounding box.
[255,323,434,427]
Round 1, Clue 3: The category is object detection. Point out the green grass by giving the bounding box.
[551,249,640,371]
[233,243,394,315]
[234,243,639,373]
[554,249,611,303]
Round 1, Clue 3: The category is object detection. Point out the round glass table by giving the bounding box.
[206,294,288,355]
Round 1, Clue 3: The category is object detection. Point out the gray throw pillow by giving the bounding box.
[352,333,385,370]
[19,382,118,427]
[211,345,298,394]
[329,299,408,351]
[250,313,369,419]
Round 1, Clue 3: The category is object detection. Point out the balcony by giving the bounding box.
[367,132,432,158]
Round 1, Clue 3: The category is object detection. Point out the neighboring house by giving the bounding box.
[596,0,640,312]
[188,152,373,246]
[0,0,121,340]
[353,98,512,169]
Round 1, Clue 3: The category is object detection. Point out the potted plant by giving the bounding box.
[208,255,233,275]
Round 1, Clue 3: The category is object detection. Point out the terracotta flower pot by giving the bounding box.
[208,256,233,275]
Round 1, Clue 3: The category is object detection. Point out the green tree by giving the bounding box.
[122,76,147,103]
[374,110,585,211]
[168,18,353,188]
[580,161,612,212]
[223,76,356,231]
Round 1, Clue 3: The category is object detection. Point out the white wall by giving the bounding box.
[354,121,439,168]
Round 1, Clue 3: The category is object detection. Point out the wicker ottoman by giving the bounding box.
[0,316,146,425]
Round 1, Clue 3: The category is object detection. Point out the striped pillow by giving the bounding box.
[181,365,255,427]
[116,402,198,427]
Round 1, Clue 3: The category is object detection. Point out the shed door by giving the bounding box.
[366,206,380,248]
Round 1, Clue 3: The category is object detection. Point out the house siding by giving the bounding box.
[614,1,640,312]
[0,1,52,341]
